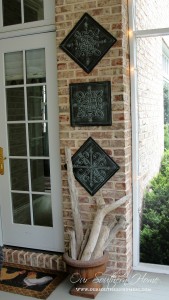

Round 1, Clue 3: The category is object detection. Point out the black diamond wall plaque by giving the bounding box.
[72,137,120,196]
[70,81,112,126]
[60,13,117,73]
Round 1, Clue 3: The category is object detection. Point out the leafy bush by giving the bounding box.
[164,124,169,150]
[140,150,169,265]
[164,82,169,124]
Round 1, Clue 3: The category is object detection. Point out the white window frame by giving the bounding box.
[128,0,169,274]
[163,41,169,82]
[0,0,55,39]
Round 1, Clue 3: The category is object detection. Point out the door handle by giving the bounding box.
[0,147,6,175]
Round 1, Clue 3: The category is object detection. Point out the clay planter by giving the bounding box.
[63,251,109,299]
[0,246,3,270]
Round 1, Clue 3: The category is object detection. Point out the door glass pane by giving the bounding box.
[3,42,54,235]
[27,85,47,120]
[2,0,22,26]
[30,159,51,192]
[10,159,29,191]
[4,52,23,86]
[6,88,25,121]
[8,124,27,156]
[26,49,46,84]
[12,193,31,224]
[2,0,44,26]
[32,194,53,227]
[24,0,44,23]
[29,123,49,156]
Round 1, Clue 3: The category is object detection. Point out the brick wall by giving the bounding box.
[137,37,164,202]
[55,0,132,277]
[135,1,166,203]
[135,0,169,30]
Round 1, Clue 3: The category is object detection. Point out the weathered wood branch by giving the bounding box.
[103,216,127,250]
[78,228,90,260]
[92,225,110,259]
[65,147,84,258]
[80,195,130,261]
[67,230,77,260]
[95,196,106,207]
[91,218,117,259]
[107,218,118,231]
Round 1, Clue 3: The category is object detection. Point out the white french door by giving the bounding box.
[0,32,64,251]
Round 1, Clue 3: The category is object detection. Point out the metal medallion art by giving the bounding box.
[72,137,120,196]
[60,13,117,73]
[70,81,112,126]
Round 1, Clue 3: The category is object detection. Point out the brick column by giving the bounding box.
[56,0,132,277]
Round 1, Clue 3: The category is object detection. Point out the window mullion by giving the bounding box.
[21,0,24,24]
[0,0,2,27]
[135,28,169,38]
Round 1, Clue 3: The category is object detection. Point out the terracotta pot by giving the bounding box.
[63,251,109,299]
[0,246,3,271]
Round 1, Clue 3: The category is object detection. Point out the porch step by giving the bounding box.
[3,246,66,272]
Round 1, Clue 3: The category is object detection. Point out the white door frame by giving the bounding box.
[0,31,64,252]
[128,0,169,274]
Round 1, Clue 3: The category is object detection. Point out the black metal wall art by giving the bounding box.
[60,13,117,73]
[70,81,112,126]
[72,137,120,196]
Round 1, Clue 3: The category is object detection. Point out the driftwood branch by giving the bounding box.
[95,196,106,207]
[65,147,84,258]
[80,195,130,261]
[103,216,127,250]
[67,230,77,260]
[78,228,90,260]
[92,225,110,259]
[107,218,118,231]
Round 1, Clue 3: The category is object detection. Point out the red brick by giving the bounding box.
[56,0,132,278]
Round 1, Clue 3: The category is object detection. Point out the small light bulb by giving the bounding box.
[128,30,133,37]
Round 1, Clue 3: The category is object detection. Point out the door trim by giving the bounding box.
[0,31,64,251]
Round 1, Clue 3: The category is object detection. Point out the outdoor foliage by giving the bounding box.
[164,82,169,124]
[140,150,169,265]
[164,124,169,150]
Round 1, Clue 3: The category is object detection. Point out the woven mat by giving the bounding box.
[0,263,67,299]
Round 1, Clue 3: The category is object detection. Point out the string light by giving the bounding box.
[128,29,133,37]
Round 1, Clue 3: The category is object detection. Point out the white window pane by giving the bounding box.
[2,0,21,26]
[4,52,23,85]
[24,0,44,23]
[26,48,46,83]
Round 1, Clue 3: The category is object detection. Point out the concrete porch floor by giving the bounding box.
[0,271,168,300]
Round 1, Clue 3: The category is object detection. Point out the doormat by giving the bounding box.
[0,262,67,299]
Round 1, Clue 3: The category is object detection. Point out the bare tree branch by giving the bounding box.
[80,195,130,261]
[67,230,77,260]
[65,147,84,258]
[103,216,127,250]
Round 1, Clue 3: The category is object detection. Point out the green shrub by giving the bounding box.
[164,82,169,124]
[164,124,169,150]
[140,150,169,265]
